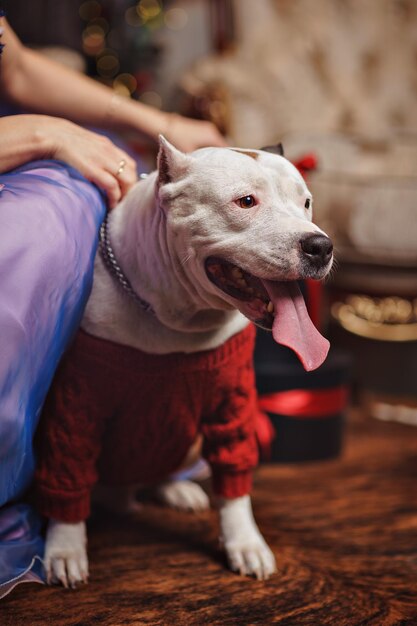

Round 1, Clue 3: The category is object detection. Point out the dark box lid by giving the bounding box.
[255,328,351,393]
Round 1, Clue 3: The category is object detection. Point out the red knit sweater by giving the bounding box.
[35,324,261,523]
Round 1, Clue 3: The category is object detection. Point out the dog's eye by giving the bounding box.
[305,198,311,209]
[237,195,256,209]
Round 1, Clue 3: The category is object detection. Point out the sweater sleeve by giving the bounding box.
[35,339,109,523]
[201,358,259,499]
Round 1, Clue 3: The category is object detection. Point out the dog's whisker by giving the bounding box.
[324,255,339,283]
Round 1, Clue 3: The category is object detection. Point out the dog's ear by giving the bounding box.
[157,135,192,186]
[261,143,284,157]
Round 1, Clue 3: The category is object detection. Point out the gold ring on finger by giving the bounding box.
[116,159,127,176]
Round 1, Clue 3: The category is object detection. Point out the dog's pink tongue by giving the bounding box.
[262,280,330,371]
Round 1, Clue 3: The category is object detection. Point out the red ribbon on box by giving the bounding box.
[258,386,349,419]
[255,386,348,459]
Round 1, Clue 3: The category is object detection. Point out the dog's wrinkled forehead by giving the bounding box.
[256,150,308,197]
[192,146,302,179]
[190,146,308,200]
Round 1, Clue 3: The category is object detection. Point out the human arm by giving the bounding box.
[0,16,136,206]
[0,17,226,152]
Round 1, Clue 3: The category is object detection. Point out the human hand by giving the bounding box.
[162,113,227,152]
[44,118,137,209]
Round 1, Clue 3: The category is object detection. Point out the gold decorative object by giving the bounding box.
[331,295,417,342]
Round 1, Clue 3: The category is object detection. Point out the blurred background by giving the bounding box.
[5,0,417,458]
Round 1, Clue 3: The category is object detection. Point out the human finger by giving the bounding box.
[111,153,137,196]
[89,168,122,209]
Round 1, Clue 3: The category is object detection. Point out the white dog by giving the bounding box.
[36,138,333,588]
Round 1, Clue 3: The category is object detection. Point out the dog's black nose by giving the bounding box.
[300,233,333,265]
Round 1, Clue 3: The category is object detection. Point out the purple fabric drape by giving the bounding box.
[0,160,106,597]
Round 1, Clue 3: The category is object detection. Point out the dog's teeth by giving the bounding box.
[267,301,274,313]
[232,267,243,279]
[237,278,247,287]
[247,287,254,294]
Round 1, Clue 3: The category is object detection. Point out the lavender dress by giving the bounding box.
[0,160,106,596]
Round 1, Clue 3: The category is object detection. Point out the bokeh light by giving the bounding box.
[137,0,161,21]
[164,8,188,31]
[125,6,144,28]
[79,0,170,104]
[139,90,162,108]
[89,17,109,34]
[112,83,131,97]
[82,25,106,56]
[113,72,138,95]
[79,0,102,21]
[96,52,120,78]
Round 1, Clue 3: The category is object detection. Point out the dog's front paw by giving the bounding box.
[219,495,277,580]
[44,520,89,588]
[156,479,210,512]
[224,533,277,581]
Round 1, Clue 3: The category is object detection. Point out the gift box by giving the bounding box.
[254,328,351,463]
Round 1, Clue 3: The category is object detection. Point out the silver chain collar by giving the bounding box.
[98,214,154,314]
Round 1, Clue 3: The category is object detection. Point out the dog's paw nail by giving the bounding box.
[81,570,89,584]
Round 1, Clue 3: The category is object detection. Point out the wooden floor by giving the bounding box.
[3,408,417,626]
